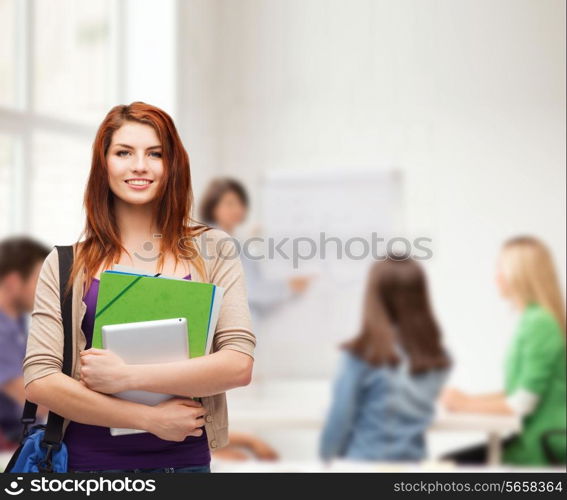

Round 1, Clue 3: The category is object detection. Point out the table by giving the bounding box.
[228,402,522,466]
[430,408,521,465]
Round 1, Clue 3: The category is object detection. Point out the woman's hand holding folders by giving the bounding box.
[79,347,207,442]
[145,398,207,442]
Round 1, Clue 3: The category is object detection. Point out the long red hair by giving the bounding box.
[69,102,209,292]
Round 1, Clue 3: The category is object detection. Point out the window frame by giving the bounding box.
[0,0,124,235]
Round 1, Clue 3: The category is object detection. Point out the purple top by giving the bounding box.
[66,274,211,471]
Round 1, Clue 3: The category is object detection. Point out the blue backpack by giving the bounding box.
[6,246,74,473]
[7,425,68,473]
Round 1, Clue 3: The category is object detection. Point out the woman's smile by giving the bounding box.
[125,178,154,190]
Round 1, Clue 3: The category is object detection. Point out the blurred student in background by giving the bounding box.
[320,256,450,462]
[199,177,308,463]
[0,237,49,447]
[442,236,566,466]
[199,177,311,321]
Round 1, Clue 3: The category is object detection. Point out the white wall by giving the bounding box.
[177,0,220,200]
[179,0,566,391]
[124,0,177,115]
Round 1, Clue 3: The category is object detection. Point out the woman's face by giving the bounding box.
[213,191,247,232]
[106,122,164,206]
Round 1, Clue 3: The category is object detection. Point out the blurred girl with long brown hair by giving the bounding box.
[320,256,450,462]
[23,102,255,473]
[442,236,566,465]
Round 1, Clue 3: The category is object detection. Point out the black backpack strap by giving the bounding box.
[42,245,74,449]
[20,400,38,432]
[18,246,74,466]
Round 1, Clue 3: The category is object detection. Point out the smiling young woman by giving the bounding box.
[23,102,256,473]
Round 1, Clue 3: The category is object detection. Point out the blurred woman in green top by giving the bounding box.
[442,236,566,466]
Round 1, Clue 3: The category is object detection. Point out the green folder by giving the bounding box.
[92,272,215,358]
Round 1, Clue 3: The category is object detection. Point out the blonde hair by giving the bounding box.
[501,236,566,333]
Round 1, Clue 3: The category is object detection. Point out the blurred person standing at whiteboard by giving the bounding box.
[199,178,312,323]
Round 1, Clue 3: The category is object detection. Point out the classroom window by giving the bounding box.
[0,0,18,108]
[0,135,18,236]
[33,0,116,125]
[29,131,91,245]
[0,0,120,244]
[0,0,178,245]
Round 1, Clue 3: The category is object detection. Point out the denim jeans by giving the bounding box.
[74,465,211,473]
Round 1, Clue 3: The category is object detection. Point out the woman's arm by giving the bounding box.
[441,311,563,417]
[240,256,292,314]
[455,394,514,415]
[471,392,507,402]
[215,432,279,461]
[80,348,252,397]
[26,372,208,441]
[441,388,514,415]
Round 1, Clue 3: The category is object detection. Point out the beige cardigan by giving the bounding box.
[23,228,256,450]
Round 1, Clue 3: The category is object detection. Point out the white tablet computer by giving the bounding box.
[101,317,188,436]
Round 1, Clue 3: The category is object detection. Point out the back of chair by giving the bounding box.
[541,429,567,465]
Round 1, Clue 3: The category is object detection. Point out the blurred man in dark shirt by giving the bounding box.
[0,236,49,446]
